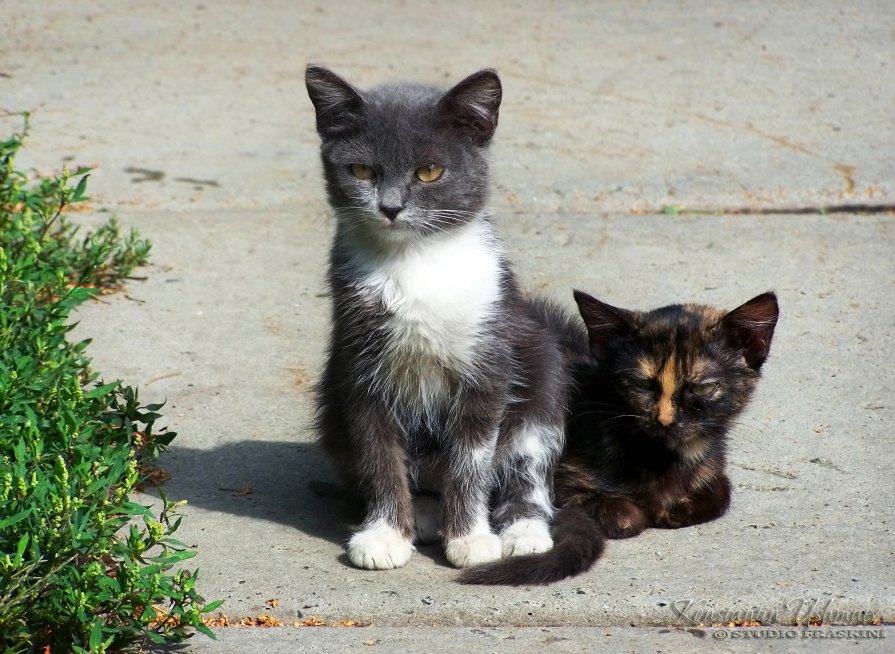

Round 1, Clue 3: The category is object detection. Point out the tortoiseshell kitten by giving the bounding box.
[460,290,779,584]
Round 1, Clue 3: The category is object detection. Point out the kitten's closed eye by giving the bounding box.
[690,381,719,398]
[415,165,444,183]
[626,376,656,393]
[351,164,375,180]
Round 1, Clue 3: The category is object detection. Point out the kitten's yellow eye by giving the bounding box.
[415,165,444,183]
[351,164,375,180]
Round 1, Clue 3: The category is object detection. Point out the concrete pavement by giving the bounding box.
[184,626,895,653]
[2,1,892,651]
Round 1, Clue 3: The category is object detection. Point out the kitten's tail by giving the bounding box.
[457,506,604,585]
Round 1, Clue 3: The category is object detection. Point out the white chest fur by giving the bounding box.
[349,220,503,405]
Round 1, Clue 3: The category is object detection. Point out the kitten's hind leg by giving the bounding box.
[499,518,553,557]
[412,493,441,545]
[654,474,732,529]
[492,422,564,557]
[579,494,648,539]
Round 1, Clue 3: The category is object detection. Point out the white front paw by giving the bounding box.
[444,532,502,568]
[347,522,414,570]
[501,518,553,557]
[413,495,441,545]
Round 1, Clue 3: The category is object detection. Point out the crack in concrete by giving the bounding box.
[691,112,817,156]
[667,203,895,216]
[503,203,895,217]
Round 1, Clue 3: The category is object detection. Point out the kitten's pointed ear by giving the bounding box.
[573,290,636,352]
[720,292,779,370]
[437,69,502,145]
[305,64,364,138]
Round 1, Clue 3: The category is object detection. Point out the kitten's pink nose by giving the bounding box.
[380,204,402,221]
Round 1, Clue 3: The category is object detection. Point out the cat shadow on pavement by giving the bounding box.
[141,440,450,567]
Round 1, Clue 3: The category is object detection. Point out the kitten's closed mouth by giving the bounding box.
[375,216,408,230]
[643,422,703,447]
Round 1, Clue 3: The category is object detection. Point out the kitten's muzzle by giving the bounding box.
[644,419,695,444]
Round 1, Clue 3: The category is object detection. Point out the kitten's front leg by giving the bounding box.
[440,412,502,568]
[653,473,732,529]
[345,403,416,570]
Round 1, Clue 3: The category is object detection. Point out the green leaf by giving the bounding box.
[84,381,120,398]
[150,549,197,565]
[145,631,167,644]
[88,620,103,650]
[194,622,218,639]
[0,508,33,529]
[120,500,154,517]
[15,534,30,564]
[72,174,90,202]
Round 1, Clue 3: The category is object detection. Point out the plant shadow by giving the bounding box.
[141,440,450,566]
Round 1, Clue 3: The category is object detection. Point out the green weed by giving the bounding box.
[0,115,219,653]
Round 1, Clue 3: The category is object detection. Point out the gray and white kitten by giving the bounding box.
[306,65,567,570]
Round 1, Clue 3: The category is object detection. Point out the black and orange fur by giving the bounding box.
[460,290,779,585]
